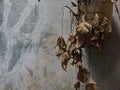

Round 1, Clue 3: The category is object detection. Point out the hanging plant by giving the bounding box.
[55,0,119,90]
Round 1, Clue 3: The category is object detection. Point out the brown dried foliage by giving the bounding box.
[54,0,115,90]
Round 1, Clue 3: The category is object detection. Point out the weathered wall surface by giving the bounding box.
[0,0,77,90]
[0,0,119,90]
[89,1,120,90]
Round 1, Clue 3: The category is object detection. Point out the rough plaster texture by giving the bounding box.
[0,0,119,90]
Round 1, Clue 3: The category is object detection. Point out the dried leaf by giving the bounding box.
[85,22,92,30]
[61,52,70,71]
[86,77,98,90]
[92,14,99,26]
[76,61,83,68]
[71,48,82,60]
[68,44,76,56]
[86,83,99,90]
[73,39,81,49]
[77,68,90,83]
[76,21,92,34]
[61,58,68,72]
[56,36,67,49]
[74,81,80,90]
[56,49,65,57]
[71,59,77,65]
[68,33,76,42]
[55,36,67,57]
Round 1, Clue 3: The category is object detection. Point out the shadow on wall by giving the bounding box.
[88,18,120,90]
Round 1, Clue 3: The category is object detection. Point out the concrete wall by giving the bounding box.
[0,0,119,90]
[89,1,120,90]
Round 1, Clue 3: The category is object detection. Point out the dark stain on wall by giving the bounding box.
[88,18,120,90]
[0,0,3,26]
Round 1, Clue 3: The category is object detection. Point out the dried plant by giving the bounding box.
[55,0,119,90]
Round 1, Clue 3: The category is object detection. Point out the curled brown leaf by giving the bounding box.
[61,52,70,71]
[74,81,80,90]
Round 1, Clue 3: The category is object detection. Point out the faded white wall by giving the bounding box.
[0,0,119,90]
[0,0,78,90]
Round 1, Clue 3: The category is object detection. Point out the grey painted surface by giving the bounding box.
[0,0,119,90]
[88,1,120,90]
